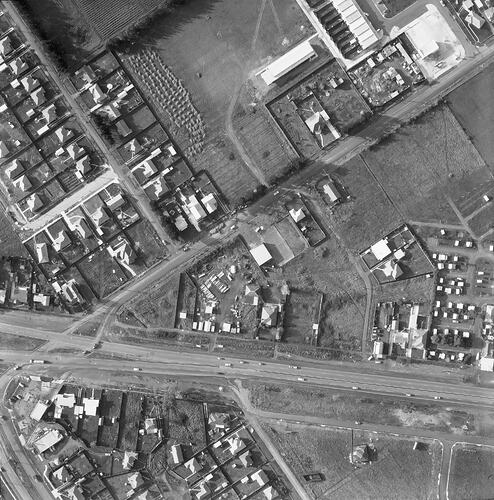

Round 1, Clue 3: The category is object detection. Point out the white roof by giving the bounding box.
[480,357,494,372]
[250,244,272,266]
[201,193,217,214]
[30,401,49,421]
[82,397,99,416]
[323,182,340,202]
[370,239,391,261]
[332,0,378,49]
[261,40,316,85]
[289,208,305,222]
[55,393,75,408]
[34,429,63,453]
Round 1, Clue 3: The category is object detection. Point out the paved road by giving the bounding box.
[1,345,493,408]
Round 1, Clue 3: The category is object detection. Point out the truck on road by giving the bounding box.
[29,359,46,364]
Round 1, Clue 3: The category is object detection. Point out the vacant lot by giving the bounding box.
[0,332,46,351]
[284,289,320,344]
[325,157,403,251]
[362,105,486,223]
[263,422,440,500]
[280,237,367,349]
[448,444,494,500]
[120,273,180,328]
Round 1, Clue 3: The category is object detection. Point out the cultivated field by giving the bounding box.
[362,105,487,223]
[263,422,441,500]
[448,444,494,500]
[324,157,403,251]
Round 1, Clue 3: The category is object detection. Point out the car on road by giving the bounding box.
[405,393,413,397]
[355,421,362,425]
[352,386,359,390]
[93,342,102,349]
[239,361,246,364]
[217,357,224,360]
[297,377,306,382]
[289,365,300,369]
[258,362,264,366]
[224,363,232,367]
[132,367,142,372]
[434,396,442,400]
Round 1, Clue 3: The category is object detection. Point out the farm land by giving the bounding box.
[447,444,494,500]
[361,105,488,224]
[263,421,441,500]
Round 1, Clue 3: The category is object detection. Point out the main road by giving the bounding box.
[1,343,493,409]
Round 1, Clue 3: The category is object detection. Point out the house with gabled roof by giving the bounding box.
[5,159,23,179]
[31,86,46,106]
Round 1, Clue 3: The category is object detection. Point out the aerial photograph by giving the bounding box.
[0,0,494,499]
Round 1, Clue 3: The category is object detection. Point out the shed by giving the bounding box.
[250,244,272,266]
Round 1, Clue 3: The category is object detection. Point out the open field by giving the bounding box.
[117,0,313,200]
[247,382,494,435]
[263,422,441,500]
[375,274,435,303]
[362,105,486,223]
[0,332,46,351]
[326,157,403,251]
[448,444,494,500]
[275,234,367,349]
[448,64,494,170]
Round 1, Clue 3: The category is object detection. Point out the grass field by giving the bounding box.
[448,444,494,500]
[118,392,142,451]
[381,0,418,17]
[280,237,367,349]
[326,157,403,251]
[248,383,477,434]
[117,0,313,201]
[362,105,486,223]
[263,422,440,500]
[283,289,321,344]
[447,64,494,170]
[0,332,46,351]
